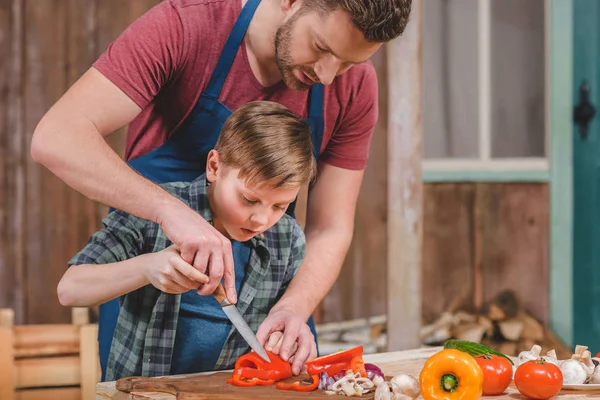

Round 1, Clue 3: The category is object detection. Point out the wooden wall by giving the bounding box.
[0,0,550,330]
[0,0,160,325]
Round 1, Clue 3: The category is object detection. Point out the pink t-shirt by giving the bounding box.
[93,0,378,170]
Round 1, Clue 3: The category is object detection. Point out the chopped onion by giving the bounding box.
[365,363,385,381]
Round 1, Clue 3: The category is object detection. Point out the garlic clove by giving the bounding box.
[390,374,420,400]
[374,382,393,400]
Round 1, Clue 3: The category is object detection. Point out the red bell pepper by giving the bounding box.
[276,374,320,392]
[227,350,293,387]
[305,345,364,376]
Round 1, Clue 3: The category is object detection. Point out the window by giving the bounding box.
[422,0,548,176]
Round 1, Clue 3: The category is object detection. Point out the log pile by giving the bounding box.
[419,290,572,359]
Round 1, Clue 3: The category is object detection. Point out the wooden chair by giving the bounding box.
[0,308,100,400]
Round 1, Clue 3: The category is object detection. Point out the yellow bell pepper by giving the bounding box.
[419,349,483,400]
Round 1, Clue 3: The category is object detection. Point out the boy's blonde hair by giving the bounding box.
[214,101,317,188]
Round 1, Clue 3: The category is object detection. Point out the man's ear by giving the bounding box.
[280,0,302,14]
[206,150,220,183]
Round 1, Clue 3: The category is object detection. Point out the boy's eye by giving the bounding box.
[242,195,258,205]
[275,205,287,211]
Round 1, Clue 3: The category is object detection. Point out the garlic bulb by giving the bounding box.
[561,359,589,384]
[390,374,420,399]
[544,349,560,366]
[517,344,542,365]
[588,364,600,384]
[374,374,420,400]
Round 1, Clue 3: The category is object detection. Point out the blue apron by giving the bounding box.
[98,0,324,380]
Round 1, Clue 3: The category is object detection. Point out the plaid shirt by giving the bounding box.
[68,175,306,380]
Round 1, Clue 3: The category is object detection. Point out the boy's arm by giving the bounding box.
[57,211,149,306]
[59,211,209,307]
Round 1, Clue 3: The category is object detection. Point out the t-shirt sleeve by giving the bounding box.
[320,64,379,170]
[92,0,188,108]
[67,210,148,267]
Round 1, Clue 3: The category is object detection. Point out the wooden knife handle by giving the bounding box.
[212,283,228,305]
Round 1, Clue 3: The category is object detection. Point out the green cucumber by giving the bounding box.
[443,339,514,365]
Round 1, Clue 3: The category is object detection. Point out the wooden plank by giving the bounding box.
[1,308,14,327]
[23,0,70,324]
[17,387,80,400]
[15,355,80,388]
[422,184,475,323]
[0,0,25,324]
[80,324,100,400]
[478,183,549,325]
[14,324,78,347]
[386,0,423,351]
[0,328,15,400]
[549,0,574,347]
[13,324,79,357]
[65,0,104,305]
[320,47,389,324]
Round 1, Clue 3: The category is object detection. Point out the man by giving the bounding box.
[31,0,412,380]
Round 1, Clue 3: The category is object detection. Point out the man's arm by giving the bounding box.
[31,68,236,302]
[256,163,363,368]
[275,162,363,318]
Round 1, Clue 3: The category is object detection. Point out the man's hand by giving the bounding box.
[256,308,317,375]
[144,245,210,294]
[157,202,236,303]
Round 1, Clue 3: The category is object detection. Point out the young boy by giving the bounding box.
[57,101,317,381]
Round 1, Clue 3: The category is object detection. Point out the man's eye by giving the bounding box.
[315,42,327,52]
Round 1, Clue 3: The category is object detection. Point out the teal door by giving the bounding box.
[573,0,600,348]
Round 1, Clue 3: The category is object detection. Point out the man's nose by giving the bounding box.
[314,55,340,85]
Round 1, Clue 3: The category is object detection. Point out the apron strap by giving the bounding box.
[307,83,325,161]
[204,0,262,99]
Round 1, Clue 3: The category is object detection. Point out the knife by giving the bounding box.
[213,283,271,363]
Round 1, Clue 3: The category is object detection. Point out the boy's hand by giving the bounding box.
[256,308,317,375]
[157,203,237,303]
[144,245,210,294]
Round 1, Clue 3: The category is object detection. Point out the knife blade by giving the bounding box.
[212,283,271,363]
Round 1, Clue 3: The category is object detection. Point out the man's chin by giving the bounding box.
[282,72,311,91]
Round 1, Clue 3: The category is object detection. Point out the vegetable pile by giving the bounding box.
[226,345,423,398]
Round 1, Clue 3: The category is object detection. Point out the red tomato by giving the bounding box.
[474,354,513,395]
[514,359,563,400]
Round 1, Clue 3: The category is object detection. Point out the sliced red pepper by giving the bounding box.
[307,361,348,376]
[227,350,293,387]
[276,374,320,392]
[349,355,367,377]
[305,345,364,376]
[229,373,275,387]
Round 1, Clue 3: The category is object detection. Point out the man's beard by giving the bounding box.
[274,17,316,91]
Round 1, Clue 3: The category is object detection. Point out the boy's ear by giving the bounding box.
[206,150,220,183]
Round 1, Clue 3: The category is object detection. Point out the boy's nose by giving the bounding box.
[249,212,268,229]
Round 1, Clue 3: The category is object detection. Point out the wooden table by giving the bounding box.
[96,346,592,399]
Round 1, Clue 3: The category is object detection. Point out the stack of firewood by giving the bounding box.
[420,290,571,359]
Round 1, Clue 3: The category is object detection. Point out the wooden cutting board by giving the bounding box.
[116,372,380,399]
